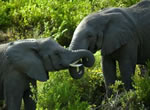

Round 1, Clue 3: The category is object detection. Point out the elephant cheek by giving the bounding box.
[42,55,54,71]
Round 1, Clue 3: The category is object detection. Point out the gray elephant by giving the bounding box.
[69,0,150,96]
[0,38,95,110]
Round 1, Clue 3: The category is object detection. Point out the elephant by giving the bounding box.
[0,38,95,110]
[69,0,150,96]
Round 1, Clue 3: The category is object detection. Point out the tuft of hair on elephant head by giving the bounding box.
[69,0,150,97]
[0,38,95,110]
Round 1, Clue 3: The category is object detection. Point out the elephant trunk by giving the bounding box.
[69,49,95,67]
[69,39,91,67]
[68,49,95,79]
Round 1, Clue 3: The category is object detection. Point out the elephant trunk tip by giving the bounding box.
[82,56,95,67]
[68,49,95,79]
[69,65,84,79]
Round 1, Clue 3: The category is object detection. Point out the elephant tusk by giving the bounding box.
[69,63,83,67]
[69,60,83,67]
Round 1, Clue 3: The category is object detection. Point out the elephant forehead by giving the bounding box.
[39,38,62,51]
[10,39,36,45]
[42,38,59,46]
[7,39,37,51]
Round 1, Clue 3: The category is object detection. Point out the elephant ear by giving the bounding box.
[101,12,134,56]
[5,40,48,81]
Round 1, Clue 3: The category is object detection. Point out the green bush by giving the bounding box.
[133,62,150,107]
[97,64,150,110]
[36,71,91,110]
[1,0,148,109]
[0,0,140,45]
[0,0,15,29]
[35,52,105,110]
[0,0,93,45]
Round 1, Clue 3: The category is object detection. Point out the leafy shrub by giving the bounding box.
[0,0,15,29]
[34,52,105,110]
[99,80,146,110]
[0,0,140,45]
[1,0,147,109]
[133,62,150,108]
[0,0,93,45]
[98,63,150,110]
[36,71,91,110]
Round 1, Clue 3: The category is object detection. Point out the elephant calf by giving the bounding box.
[0,38,94,110]
[69,0,150,96]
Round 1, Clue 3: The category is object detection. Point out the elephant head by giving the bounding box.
[5,38,95,81]
[69,9,135,77]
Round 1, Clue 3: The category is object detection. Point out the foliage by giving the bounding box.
[100,89,143,110]
[0,0,140,45]
[133,62,150,108]
[97,64,150,110]
[0,0,93,45]
[34,52,150,110]
[35,60,150,110]
[0,1,14,28]
[36,71,91,110]
[2,0,150,109]
[33,52,105,110]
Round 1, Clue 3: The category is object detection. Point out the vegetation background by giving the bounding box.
[1,0,150,109]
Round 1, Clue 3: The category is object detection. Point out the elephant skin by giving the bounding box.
[0,38,94,110]
[69,0,150,96]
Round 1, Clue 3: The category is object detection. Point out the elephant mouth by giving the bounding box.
[88,45,98,54]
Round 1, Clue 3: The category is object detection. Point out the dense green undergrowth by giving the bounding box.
[2,0,150,110]
[34,52,105,110]
[29,52,150,110]
[0,0,140,45]
[34,52,150,110]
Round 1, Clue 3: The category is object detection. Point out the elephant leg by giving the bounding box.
[4,78,24,109]
[102,55,117,97]
[23,84,36,110]
[0,80,4,108]
[118,43,137,90]
[118,59,136,90]
[3,71,27,110]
